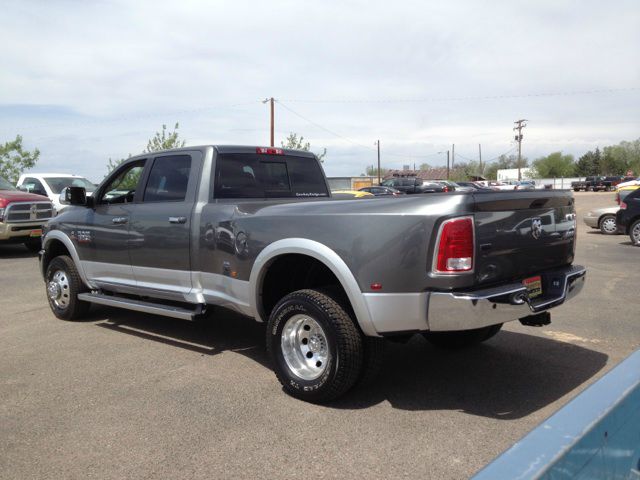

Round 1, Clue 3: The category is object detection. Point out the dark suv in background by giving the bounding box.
[616,187,640,246]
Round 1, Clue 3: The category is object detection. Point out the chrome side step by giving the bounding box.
[77,292,202,321]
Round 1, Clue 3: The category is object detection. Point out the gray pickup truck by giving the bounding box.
[40,145,586,402]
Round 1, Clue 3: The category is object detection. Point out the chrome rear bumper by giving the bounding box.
[427,265,586,332]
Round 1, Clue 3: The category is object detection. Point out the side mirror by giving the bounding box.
[60,186,87,206]
[17,185,29,192]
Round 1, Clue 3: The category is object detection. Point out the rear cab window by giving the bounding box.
[214,153,329,199]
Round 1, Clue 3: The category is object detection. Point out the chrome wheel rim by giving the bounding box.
[48,270,70,309]
[281,314,330,381]
[632,223,640,245]
[601,217,617,234]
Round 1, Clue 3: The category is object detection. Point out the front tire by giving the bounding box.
[45,255,90,320]
[630,220,640,246]
[423,324,503,349]
[599,215,618,235]
[266,289,363,403]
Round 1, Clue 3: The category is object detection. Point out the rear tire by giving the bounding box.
[630,220,640,246]
[266,289,363,403]
[599,215,618,235]
[358,336,385,387]
[423,324,503,349]
[45,255,90,320]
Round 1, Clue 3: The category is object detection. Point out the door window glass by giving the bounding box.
[23,178,47,196]
[143,155,192,202]
[100,160,146,204]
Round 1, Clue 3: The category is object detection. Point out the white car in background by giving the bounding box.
[17,173,96,214]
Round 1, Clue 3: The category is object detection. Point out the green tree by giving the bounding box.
[601,139,640,175]
[145,122,186,153]
[532,152,575,178]
[106,123,186,175]
[575,148,601,176]
[418,163,432,170]
[281,132,327,162]
[484,154,528,180]
[0,135,40,183]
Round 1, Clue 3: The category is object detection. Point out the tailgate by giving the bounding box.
[472,191,576,286]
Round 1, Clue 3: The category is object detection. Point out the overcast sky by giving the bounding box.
[1,0,639,181]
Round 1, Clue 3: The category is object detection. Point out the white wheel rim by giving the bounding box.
[47,269,70,309]
[281,314,330,381]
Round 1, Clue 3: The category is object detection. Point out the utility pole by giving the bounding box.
[447,150,450,180]
[451,144,455,170]
[376,140,381,185]
[262,97,275,146]
[513,119,527,180]
[478,143,482,175]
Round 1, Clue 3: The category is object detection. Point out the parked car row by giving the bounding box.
[0,173,97,252]
[583,185,640,239]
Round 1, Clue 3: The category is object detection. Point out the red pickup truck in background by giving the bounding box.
[0,176,53,252]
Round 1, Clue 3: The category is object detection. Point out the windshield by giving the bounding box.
[0,177,17,190]
[44,177,96,194]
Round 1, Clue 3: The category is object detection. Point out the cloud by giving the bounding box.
[0,0,638,180]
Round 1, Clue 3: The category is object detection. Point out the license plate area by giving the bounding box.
[523,275,542,298]
[30,229,42,238]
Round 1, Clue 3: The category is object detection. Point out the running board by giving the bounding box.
[77,293,202,321]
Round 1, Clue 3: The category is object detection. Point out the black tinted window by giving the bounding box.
[144,155,191,202]
[215,154,328,198]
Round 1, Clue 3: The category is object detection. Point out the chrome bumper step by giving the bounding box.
[77,292,202,321]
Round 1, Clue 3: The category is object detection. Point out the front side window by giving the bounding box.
[214,154,328,198]
[143,155,192,202]
[99,160,146,204]
[22,178,47,195]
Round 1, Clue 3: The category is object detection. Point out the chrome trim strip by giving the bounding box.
[427,265,586,331]
[77,293,197,320]
[249,238,379,337]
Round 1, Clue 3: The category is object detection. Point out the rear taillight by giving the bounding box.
[435,217,474,273]
[256,147,284,155]
[443,186,449,192]
[620,201,628,210]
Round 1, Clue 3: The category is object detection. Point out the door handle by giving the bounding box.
[112,216,128,225]
[168,216,187,224]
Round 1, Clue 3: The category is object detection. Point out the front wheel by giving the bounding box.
[45,255,90,320]
[266,289,363,403]
[630,220,640,246]
[423,324,503,349]
[599,215,618,235]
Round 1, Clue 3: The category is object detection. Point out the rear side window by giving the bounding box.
[143,155,192,202]
[214,154,328,198]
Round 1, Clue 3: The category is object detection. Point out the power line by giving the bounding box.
[279,86,640,104]
[276,100,444,160]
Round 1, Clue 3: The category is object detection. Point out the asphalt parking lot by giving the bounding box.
[1,191,638,480]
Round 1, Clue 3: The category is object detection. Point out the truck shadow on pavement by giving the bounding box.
[0,244,38,258]
[93,307,608,420]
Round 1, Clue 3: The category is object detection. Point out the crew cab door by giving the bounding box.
[128,152,202,297]
[80,159,147,287]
